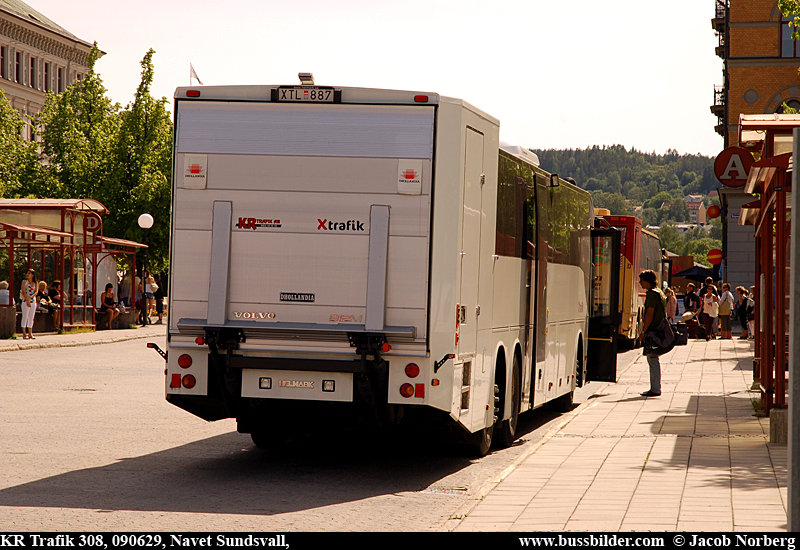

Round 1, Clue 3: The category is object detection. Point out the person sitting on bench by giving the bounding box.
[99,283,121,327]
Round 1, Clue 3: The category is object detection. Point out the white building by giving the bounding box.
[0,0,99,139]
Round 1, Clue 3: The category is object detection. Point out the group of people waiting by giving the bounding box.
[0,268,165,336]
[0,270,63,339]
[98,270,164,326]
[679,277,755,341]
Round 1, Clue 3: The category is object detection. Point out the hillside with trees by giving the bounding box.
[531,145,722,266]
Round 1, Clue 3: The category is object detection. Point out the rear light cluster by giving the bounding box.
[170,354,197,390]
[400,362,425,399]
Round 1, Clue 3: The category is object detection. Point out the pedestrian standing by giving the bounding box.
[718,283,735,339]
[638,270,665,397]
[702,285,719,340]
[665,287,678,321]
[20,269,37,340]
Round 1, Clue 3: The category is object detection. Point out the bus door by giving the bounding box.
[586,227,621,382]
[662,256,672,291]
[532,175,550,407]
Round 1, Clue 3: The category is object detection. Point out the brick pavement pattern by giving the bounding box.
[450,339,788,532]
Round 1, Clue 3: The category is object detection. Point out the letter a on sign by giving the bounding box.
[714,147,753,188]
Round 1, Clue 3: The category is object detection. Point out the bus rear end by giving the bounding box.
[165,85,437,439]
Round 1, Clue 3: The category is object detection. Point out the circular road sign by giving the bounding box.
[707,248,723,265]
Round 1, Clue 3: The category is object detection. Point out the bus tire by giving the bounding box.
[250,430,287,450]
[551,390,574,413]
[495,354,521,448]
[468,424,493,457]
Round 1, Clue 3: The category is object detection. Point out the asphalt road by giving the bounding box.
[0,339,640,531]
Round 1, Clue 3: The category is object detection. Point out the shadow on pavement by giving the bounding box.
[0,406,563,515]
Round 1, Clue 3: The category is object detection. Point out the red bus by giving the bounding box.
[595,213,663,346]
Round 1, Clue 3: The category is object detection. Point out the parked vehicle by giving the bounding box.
[161,79,598,455]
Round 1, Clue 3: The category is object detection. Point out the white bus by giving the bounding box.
[162,80,593,455]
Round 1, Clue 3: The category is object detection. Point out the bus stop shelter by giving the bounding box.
[0,199,146,331]
[737,114,797,415]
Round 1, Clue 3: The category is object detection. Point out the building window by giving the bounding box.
[57,67,63,92]
[29,57,36,89]
[0,47,5,79]
[776,99,800,113]
[782,16,800,57]
[44,62,50,91]
[15,52,21,83]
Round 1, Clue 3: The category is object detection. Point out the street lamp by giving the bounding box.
[138,213,154,325]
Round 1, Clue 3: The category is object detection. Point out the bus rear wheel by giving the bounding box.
[495,354,521,448]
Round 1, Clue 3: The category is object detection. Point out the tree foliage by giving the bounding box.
[533,145,721,262]
[1,45,173,271]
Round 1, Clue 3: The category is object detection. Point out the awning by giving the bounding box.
[0,198,109,214]
[99,236,147,249]
[0,222,75,244]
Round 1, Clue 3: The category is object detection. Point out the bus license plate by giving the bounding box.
[276,87,334,102]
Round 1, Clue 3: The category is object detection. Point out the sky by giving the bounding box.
[29,0,724,156]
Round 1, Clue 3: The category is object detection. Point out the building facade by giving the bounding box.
[0,0,97,139]
[712,0,800,147]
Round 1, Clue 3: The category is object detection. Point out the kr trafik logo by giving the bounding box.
[317,219,365,231]
[236,217,282,230]
[401,169,418,180]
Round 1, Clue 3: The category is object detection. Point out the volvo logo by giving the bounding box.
[232,311,276,320]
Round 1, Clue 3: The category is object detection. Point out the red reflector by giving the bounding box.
[170,374,181,388]
[405,363,420,378]
[195,336,205,346]
[186,90,201,97]
[415,383,425,398]
[431,379,440,386]
[381,342,392,353]
[414,95,428,103]
[399,383,414,398]
[182,374,197,389]
[178,354,193,368]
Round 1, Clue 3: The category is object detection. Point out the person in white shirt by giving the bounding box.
[718,283,735,340]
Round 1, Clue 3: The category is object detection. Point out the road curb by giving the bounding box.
[438,351,641,532]
[0,329,165,353]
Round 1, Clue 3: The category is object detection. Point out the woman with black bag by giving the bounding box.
[638,269,670,397]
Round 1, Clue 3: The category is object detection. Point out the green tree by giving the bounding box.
[106,49,173,272]
[657,222,684,255]
[32,44,120,200]
[590,190,632,215]
[685,237,722,267]
[0,90,38,197]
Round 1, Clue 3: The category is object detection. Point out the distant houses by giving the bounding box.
[684,194,707,224]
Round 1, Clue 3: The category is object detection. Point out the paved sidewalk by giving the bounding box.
[448,339,787,532]
[0,323,167,353]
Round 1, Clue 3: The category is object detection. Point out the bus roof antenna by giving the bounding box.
[299,72,314,86]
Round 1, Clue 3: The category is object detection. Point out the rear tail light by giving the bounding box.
[178,354,193,368]
[381,343,392,353]
[195,336,205,346]
[186,90,201,97]
[399,383,414,398]
[414,95,428,103]
[182,375,196,389]
[405,363,420,378]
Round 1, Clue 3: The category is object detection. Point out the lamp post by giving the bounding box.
[138,213,154,325]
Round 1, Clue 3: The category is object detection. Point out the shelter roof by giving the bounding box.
[0,221,75,245]
[0,198,109,214]
[99,236,147,249]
